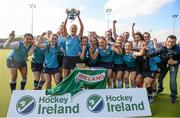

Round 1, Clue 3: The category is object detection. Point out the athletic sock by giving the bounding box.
[125,81,129,88]
[34,80,39,90]
[10,80,16,94]
[38,80,45,89]
[118,80,123,88]
[147,87,153,95]
[20,78,27,90]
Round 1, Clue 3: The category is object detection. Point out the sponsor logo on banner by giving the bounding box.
[86,94,104,113]
[16,95,36,115]
[8,89,151,117]
[75,72,105,83]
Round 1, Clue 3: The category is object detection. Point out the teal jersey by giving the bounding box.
[57,36,66,56]
[65,35,81,56]
[7,41,30,62]
[43,44,59,68]
[32,47,44,64]
[123,52,136,68]
[98,45,114,63]
[113,52,124,64]
[87,48,99,65]
[148,40,161,71]
[147,40,155,50]
[149,58,159,71]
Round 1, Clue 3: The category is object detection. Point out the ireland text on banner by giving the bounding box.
[45,68,108,96]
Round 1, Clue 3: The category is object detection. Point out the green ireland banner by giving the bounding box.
[46,68,108,96]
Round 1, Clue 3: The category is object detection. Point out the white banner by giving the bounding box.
[7,88,151,117]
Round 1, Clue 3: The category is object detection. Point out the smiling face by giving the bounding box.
[123,32,129,41]
[70,24,77,36]
[24,33,34,46]
[46,30,52,38]
[166,38,176,49]
[89,37,98,48]
[139,41,147,50]
[143,32,151,43]
[81,37,88,46]
[105,31,112,41]
[98,38,106,50]
[125,42,132,53]
[58,25,64,36]
[88,32,94,40]
[134,34,141,42]
[49,34,58,46]
[116,35,124,44]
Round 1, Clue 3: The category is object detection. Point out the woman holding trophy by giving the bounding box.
[62,8,84,78]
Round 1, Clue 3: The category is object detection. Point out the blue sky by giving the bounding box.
[0,0,179,42]
[135,0,180,29]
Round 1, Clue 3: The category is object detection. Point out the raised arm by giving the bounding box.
[28,44,36,56]
[147,46,164,57]
[3,31,19,49]
[153,38,159,49]
[112,43,122,55]
[133,45,147,57]
[134,48,145,56]
[132,23,135,41]
[63,9,69,38]
[113,20,118,40]
[77,10,84,39]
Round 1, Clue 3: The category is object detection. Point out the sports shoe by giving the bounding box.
[171,97,177,104]
[148,95,154,104]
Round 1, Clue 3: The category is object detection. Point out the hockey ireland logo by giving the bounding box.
[86,94,104,113]
[16,95,36,115]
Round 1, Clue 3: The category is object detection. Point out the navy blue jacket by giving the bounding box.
[147,44,180,67]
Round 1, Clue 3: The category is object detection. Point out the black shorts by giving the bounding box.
[7,59,27,69]
[98,62,113,69]
[57,55,64,67]
[43,67,59,74]
[141,71,156,78]
[124,67,137,72]
[31,62,43,72]
[62,56,80,69]
[113,64,124,72]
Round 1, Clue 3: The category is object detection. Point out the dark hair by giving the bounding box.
[167,35,177,41]
[24,33,33,39]
[90,36,99,46]
[45,33,59,54]
[51,33,58,39]
[143,32,150,36]
[98,36,106,41]
[105,30,112,36]
[125,41,133,47]
[117,35,124,38]
[81,36,89,41]
[135,32,143,40]
[123,32,130,35]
